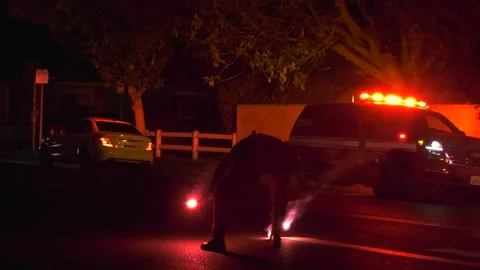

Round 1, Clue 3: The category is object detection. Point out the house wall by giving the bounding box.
[42,82,116,122]
[142,87,223,133]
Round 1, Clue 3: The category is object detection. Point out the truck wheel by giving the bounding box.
[373,161,411,200]
[372,183,390,199]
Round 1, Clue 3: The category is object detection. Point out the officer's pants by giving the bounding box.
[211,167,289,239]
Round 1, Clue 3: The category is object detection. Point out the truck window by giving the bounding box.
[359,106,424,140]
[424,112,462,134]
[426,115,453,133]
[291,104,360,138]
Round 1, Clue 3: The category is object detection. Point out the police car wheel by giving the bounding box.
[373,161,411,200]
[372,184,390,198]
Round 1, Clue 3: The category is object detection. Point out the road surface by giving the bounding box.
[2,162,480,270]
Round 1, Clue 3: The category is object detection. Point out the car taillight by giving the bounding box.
[146,142,153,151]
[99,137,113,147]
[398,132,407,141]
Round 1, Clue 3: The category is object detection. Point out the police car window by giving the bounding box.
[360,106,423,139]
[293,104,359,138]
[425,115,453,133]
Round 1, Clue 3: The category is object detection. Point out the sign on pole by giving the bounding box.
[35,69,49,84]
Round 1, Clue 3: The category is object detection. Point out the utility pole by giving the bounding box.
[5,85,9,125]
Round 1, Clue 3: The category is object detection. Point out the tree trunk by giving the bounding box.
[128,86,146,134]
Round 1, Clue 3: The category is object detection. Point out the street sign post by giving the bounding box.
[34,69,49,150]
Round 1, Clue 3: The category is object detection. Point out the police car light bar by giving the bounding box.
[354,92,429,109]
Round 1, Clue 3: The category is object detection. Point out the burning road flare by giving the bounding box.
[186,198,198,209]
[265,219,293,239]
[265,195,314,238]
[282,220,292,231]
[266,224,272,239]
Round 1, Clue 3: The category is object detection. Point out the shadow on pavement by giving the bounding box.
[223,251,281,268]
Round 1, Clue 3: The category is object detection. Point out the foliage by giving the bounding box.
[186,0,480,103]
[185,0,337,90]
[12,0,182,90]
[332,0,479,100]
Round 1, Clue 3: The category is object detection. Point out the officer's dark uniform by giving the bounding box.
[201,132,303,252]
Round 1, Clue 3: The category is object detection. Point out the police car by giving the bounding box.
[289,92,480,199]
[39,117,154,166]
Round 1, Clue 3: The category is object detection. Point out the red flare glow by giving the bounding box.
[282,220,292,231]
[186,198,198,209]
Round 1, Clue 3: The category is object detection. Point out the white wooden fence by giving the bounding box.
[145,130,237,160]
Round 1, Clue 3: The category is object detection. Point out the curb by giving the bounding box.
[0,156,220,173]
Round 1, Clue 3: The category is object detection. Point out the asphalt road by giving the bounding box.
[2,161,480,270]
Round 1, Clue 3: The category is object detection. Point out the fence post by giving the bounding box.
[192,130,199,160]
[231,132,237,147]
[155,130,162,158]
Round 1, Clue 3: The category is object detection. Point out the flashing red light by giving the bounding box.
[186,198,198,209]
[359,93,369,99]
[356,92,428,109]
[398,132,407,141]
[371,92,384,102]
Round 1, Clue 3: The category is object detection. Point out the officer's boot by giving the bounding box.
[271,232,281,248]
[200,226,227,252]
[271,219,282,248]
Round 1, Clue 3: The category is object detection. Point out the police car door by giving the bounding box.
[360,105,422,152]
[289,104,362,185]
[422,112,469,165]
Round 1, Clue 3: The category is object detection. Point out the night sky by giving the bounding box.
[1,0,100,83]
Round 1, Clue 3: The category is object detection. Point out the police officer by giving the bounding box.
[200,131,303,252]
